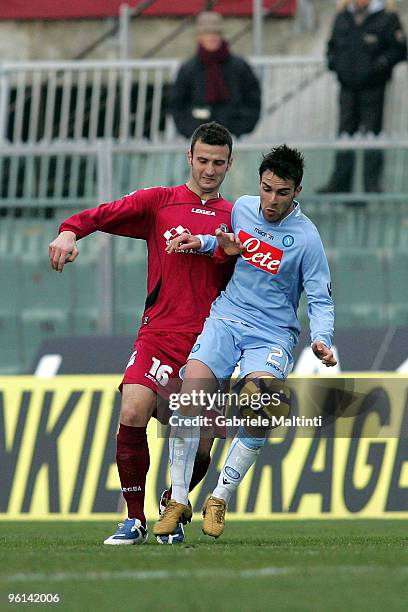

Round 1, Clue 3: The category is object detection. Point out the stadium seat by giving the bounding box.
[326,248,337,283]
[69,238,100,309]
[363,202,408,248]
[19,308,70,370]
[113,238,147,325]
[331,248,387,310]
[142,152,186,191]
[0,310,22,373]
[302,201,366,249]
[296,292,309,329]
[0,257,20,310]
[0,217,15,254]
[70,264,98,309]
[111,152,188,197]
[20,259,72,309]
[71,307,99,335]
[388,305,408,326]
[115,307,143,336]
[6,218,72,310]
[301,199,408,250]
[12,219,56,258]
[386,249,408,308]
[335,304,386,329]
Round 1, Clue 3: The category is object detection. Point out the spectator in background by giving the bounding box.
[318,0,407,194]
[171,11,261,139]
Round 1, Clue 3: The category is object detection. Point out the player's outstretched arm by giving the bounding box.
[215,228,243,255]
[311,341,337,367]
[165,233,201,254]
[49,230,79,273]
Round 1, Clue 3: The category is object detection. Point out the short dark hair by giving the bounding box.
[259,145,304,188]
[190,122,233,158]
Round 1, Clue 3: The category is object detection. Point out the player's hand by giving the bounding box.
[48,231,78,273]
[165,233,201,254]
[215,228,244,255]
[311,341,337,367]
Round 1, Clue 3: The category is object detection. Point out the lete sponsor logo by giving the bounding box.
[239,230,283,274]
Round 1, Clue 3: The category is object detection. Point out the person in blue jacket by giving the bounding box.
[154,145,337,541]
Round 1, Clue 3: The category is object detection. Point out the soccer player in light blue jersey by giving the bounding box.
[154,145,337,540]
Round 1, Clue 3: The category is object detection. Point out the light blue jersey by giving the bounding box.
[199,196,334,352]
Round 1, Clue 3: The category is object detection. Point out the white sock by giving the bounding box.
[168,414,199,505]
[213,432,265,504]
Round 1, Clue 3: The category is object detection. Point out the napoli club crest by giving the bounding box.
[282,235,294,247]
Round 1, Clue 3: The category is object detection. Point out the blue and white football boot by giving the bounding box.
[103,518,148,545]
[155,489,186,545]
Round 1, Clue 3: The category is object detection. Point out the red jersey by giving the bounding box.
[59,184,234,333]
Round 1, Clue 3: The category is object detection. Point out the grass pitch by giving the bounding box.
[1,520,407,612]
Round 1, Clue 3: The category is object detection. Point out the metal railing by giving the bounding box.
[0,59,180,144]
[1,139,408,207]
[0,140,408,373]
[1,57,407,144]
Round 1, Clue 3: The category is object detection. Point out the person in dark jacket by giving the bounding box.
[318,0,407,193]
[171,11,261,139]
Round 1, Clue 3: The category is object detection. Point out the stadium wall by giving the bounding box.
[0,3,406,64]
[1,375,407,521]
[0,1,297,20]
[0,18,299,61]
[0,1,336,61]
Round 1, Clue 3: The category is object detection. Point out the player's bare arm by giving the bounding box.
[165,232,202,254]
[311,340,337,367]
[215,228,243,255]
[48,230,79,273]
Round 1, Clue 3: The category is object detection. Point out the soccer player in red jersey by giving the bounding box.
[48,122,234,545]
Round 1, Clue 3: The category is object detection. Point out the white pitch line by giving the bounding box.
[4,565,408,584]
[4,567,292,583]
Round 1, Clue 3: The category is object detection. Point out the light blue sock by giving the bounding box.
[168,413,199,505]
[213,427,266,504]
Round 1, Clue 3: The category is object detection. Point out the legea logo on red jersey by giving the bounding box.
[239,230,283,274]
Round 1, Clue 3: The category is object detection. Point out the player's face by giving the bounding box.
[259,170,302,223]
[198,33,223,52]
[354,0,370,10]
[188,140,232,198]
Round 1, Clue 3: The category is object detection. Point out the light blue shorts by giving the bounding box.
[187,317,294,381]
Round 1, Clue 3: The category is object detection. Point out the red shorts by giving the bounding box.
[120,329,225,435]
[121,329,198,391]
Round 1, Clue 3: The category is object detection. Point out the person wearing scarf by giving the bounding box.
[171,11,261,138]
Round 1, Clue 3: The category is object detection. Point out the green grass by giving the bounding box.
[1,521,407,612]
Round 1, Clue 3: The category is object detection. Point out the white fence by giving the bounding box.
[2,140,408,205]
[0,57,407,144]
